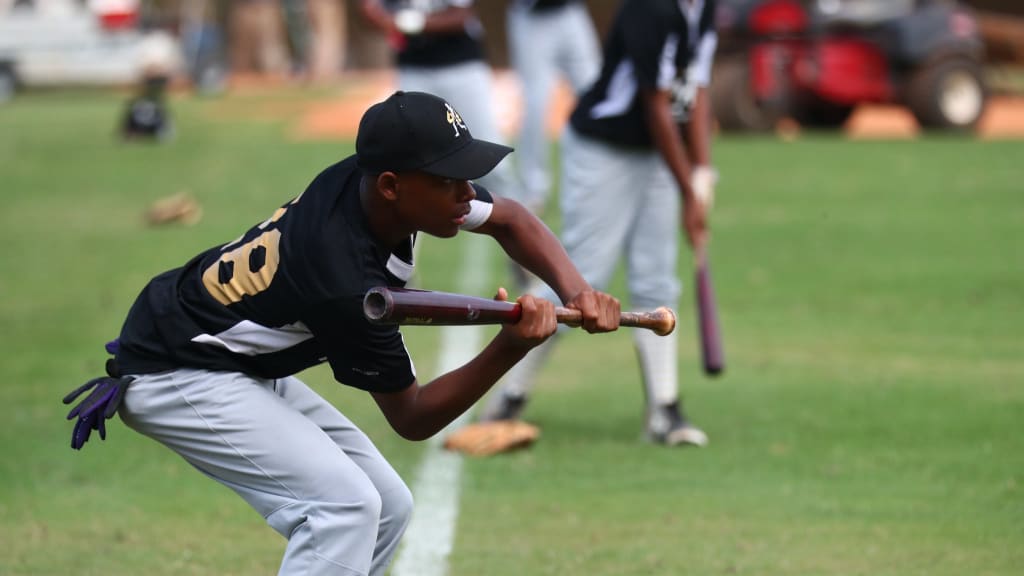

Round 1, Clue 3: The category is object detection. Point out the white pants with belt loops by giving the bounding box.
[119,368,414,576]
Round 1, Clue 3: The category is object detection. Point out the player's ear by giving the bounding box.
[376,172,400,201]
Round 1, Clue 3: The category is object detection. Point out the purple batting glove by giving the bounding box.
[62,340,132,450]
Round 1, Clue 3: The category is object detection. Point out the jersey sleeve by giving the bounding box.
[621,5,681,91]
[303,296,417,393]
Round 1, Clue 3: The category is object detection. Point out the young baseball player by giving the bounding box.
[506,0,601,213]
[482,0,720,447]
[62,91,621,576]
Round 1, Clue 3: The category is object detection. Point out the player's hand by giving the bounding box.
[495,288,556,349]
[62,340,132,450]
[566,289,620,333]
[692,165,718,211]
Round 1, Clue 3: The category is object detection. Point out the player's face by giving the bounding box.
[396,171,476,238]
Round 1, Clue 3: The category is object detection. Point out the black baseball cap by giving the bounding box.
[356,91,513,181]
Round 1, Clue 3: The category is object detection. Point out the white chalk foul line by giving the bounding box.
[391,234,491,576]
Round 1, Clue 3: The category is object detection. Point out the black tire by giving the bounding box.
[907,58,987,131]
[711,57,782,133]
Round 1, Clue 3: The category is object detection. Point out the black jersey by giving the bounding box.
[122,95,171,140]
[384,0,485,68]
[116,157,495,393]
[514,0,575,11]
[570,0,716,148]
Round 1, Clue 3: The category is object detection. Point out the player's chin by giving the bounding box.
[423,223,461,239]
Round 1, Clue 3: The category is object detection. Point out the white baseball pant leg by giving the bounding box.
[119,369,413,576]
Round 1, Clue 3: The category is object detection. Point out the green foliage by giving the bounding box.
[1,91,1022,575]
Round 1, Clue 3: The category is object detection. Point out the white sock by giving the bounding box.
[633,329,679,407]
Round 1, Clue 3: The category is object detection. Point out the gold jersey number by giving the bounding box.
[201,201,295,306]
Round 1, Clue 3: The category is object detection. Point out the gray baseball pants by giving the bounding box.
[507,1,600,209]
[491,125,684,408]
[119,368,413,576]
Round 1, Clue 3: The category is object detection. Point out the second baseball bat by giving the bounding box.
[364,287,676,336]
[695,245,725,375]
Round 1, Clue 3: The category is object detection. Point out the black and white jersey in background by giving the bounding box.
[571,0,718,148]
[116,157,495,393]
[382,0,485,67]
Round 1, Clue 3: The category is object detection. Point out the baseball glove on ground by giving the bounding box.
[145,192,202,226]
[444,421,540,457]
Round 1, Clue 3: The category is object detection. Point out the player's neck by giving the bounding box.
[360,174,414,249]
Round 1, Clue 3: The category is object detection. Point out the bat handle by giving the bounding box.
[553,306,676,336]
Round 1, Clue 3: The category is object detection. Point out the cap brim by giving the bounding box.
[420,139,513,181]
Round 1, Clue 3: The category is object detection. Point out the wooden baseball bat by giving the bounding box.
[695,245,725,375]
[363,287,676,336]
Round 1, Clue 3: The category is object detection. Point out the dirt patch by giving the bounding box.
[289,71,398,141]
[289,70,565,141]
[845,97,1024,139]
[284,70,1024,141]
[976,97,1024,138]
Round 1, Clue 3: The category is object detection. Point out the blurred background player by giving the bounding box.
[359,0,517,205]
[121,28,182,141]
[506,0,601,214]
[482,0,720,447]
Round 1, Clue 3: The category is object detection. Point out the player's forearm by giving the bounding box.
[481,198,589,302]
[359,0,396,33]
[380,333,533,440]
[644,89,695,204]
[684,87,713,167]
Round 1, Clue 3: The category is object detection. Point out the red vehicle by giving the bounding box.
[711,0,988,131]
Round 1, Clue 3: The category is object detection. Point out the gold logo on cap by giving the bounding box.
[444,102,468,138]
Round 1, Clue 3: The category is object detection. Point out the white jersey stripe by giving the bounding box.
[190,320,313,356]
[590,60,637,119]
[387,252,416,281]
[657,33,681,90]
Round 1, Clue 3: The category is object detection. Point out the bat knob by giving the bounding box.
[363,287,394,323]
[652,306,676,336]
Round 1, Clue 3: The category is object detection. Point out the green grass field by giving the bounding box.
[1,90,1022,576]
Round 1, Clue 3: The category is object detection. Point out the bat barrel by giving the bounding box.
[364,286,521,326]
[695,246,725,375]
